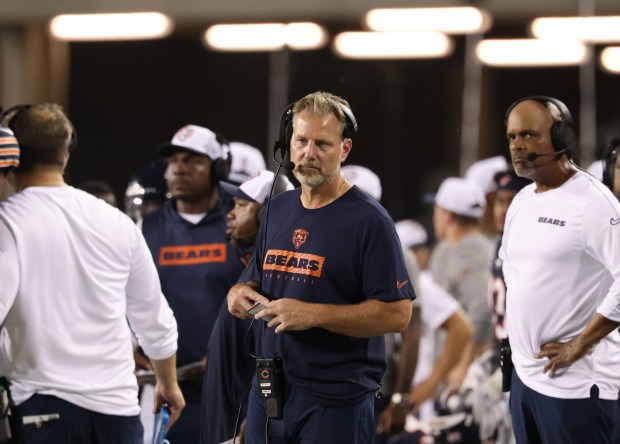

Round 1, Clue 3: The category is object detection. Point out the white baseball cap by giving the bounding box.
[464,155,509,194]
[395,220,428,248]
[158,125,227,160]
[341,164,382,201]
[220,170,294,205]
[435,177,486,218]
[228,142,267,185]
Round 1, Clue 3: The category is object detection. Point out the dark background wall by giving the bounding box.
[65,25,620,225]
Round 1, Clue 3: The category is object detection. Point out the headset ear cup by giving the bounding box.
[506,95,576,154]
[211,157,231,185]
[211,134,232,185]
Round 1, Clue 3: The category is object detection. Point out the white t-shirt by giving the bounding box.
[500,171,620,400]
[0,186,178,415]
[413,270,460,422]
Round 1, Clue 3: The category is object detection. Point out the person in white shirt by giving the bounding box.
[501,95,620,444]
[0,103,184,443]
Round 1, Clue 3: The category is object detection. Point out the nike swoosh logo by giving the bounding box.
[397,280,409,289]
[611,218,620,225]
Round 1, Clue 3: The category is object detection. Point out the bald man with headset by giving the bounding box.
[500,96,620,443]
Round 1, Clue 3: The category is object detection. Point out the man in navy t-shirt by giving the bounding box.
[227,91,415,443]
[142,125,245,443]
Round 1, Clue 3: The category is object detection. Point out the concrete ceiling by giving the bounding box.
[1,0,619,26]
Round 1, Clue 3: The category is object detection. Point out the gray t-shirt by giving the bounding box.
[430,233,495,344]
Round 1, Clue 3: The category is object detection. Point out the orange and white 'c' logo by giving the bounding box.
[292,229,309,249]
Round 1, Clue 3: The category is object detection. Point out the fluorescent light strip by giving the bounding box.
[601,47,620,73]
[365,7,491,34]
[49,13,173,41]
[285,23,328,50]
[476,39,588,67]
[204,23,327,51]
[532,16,620,43]
[333,32,453,59]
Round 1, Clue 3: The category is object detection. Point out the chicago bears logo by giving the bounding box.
[292,229,309,249]
[175,126,194,141]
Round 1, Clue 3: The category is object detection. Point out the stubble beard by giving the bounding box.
[293,165,338,189]
[513,162,535,180]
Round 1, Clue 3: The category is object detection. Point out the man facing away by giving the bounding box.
[501,96,620,443]
[0,103,184,443]
[227,91,415,443]
[430,177,495,392]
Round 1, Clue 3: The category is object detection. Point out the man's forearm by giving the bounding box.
[574,313,620,353]
[432,309,474,383]
[314,299,412,337]
[151,354,178,387]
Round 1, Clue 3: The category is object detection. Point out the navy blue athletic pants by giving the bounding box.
[12,394,140,444]
[245,376,375,444]
[510,370,614,444]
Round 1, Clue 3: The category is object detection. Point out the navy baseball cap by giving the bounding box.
[493,170,531,193]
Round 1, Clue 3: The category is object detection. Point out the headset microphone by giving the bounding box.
[283,161,295,170]
[527,149,569,162]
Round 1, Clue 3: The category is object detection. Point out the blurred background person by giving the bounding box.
[341,164,421,443]
[603,138,620,200]
[125,159,169,223]
[141,124,246,443]
[430,177,495,393]
[228,141,267,185]
[467,170,530,444]
[201,170,293,444]
[77,179,118,207]
[464,156,509,238]
[377,219,473,442]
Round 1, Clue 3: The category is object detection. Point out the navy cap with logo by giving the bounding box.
[493,170,531,193]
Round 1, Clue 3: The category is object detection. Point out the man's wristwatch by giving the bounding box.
[390,392,410,408]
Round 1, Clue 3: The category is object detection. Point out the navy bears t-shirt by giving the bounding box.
[142,196,245,367]
[241,185,416,406]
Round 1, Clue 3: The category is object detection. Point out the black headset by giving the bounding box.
[603,138,620,190]
[273,100,358,163]
[0,104,78,152]
[212,133,232,185]
[505,95,577,155]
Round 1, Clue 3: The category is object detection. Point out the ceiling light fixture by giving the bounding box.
[204,22,327,51]
[333,31,453,59]
[365,7,491,34]
[49,12,173,41]
[601,47,620,73]
[476,39,588,67]
[532,16,620,43]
